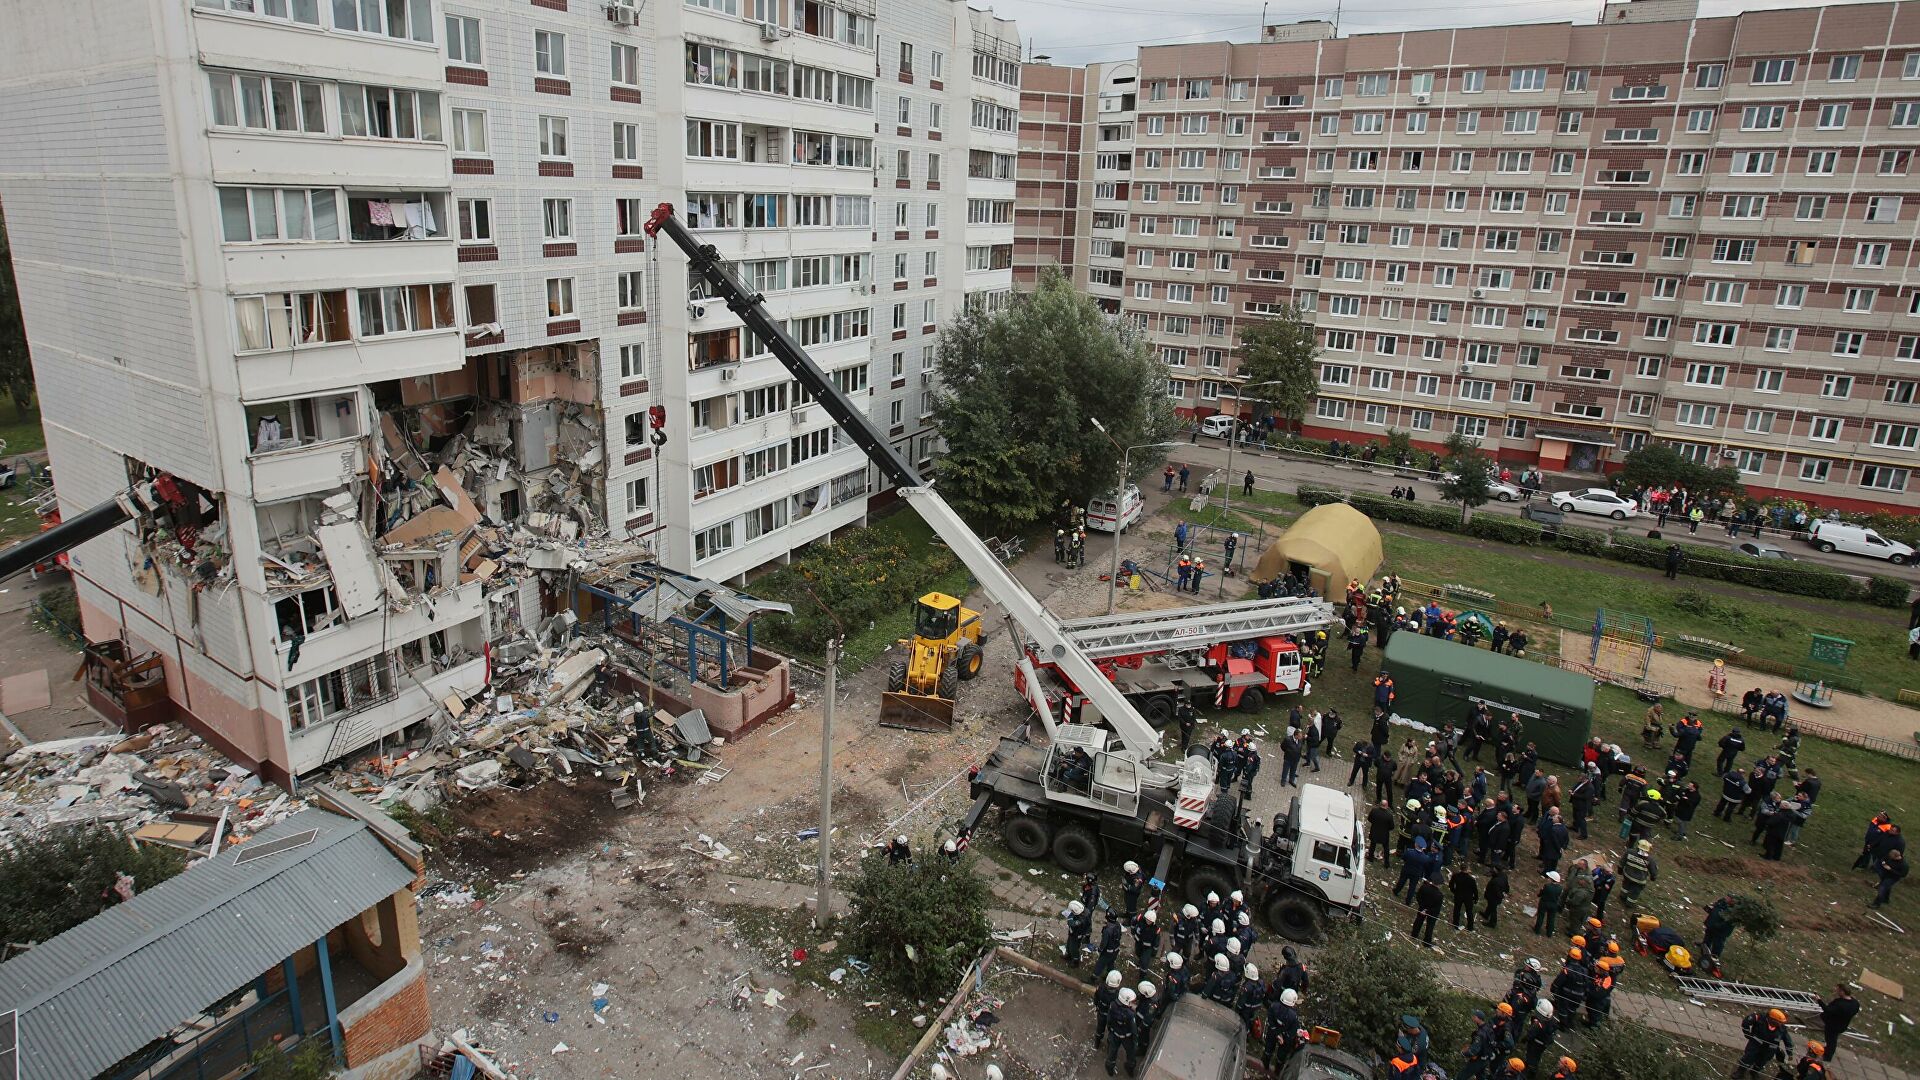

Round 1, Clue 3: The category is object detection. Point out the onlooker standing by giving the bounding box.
[1819,985,1858,1062]
[1873,849,1908,908]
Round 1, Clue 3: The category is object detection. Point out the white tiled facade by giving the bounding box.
[0,0,488,782]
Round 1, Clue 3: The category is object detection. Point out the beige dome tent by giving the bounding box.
[1251,502,1383,600]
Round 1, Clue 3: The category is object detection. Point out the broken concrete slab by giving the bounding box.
[315,523,383,619]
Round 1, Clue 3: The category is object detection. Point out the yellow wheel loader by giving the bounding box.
[879,592,984,731]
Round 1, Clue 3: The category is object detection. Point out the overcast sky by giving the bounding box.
[990,0,1871,67]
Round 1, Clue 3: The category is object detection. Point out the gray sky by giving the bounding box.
[988,0,1869,67]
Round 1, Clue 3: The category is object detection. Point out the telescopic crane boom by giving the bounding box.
[642,204,1164,757]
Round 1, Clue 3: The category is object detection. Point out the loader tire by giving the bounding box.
[938,662,959,699]
[958,643,984,681]
[886,660,908,693]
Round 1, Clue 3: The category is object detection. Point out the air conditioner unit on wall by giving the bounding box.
[760,21,781,41]
[720,367,738,382]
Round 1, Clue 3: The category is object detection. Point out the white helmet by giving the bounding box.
[1106,970,1124,988]
[1244,964,1260,981]
[1123,860,1140,874]
[1167,952,1184,969]
[1138,981,1157,999]
[1145,910,1158,924]
[1283,988,1303,1006]
[1207,891,1221,903]
[1241,728,1252,737]
[1526,957,1542,972]
[1248,742,1260,752]
[1237,911,1252,927]
[1536,999,1554,1018]
[931,1066,948,1080]
[943,839,957,853]
[1230,890,1244,903]
[1211,919,1227,935]
[985,1068,1004,1080]
[1227,938,1242,956]
[1069,900,1085,915]
[897,835,908,844]
[1182,904,1199,919]
[1214,954,1231,972]
[1117,988,1136,1006]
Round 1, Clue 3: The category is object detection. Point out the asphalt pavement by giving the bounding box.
[1162,436,1918,582]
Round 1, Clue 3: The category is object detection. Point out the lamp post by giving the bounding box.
[1217,380,1284,520]
[1092,418,1177,615]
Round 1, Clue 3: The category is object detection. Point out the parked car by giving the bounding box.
[1273,1043,1373,1080]
[1198,414,1236,440]
[1551,488,1640,520]
[1140,997,1245,1080]
[1806,520,1915,565]
[1086,484,1144,533]
[1486,481,1522,502]
[1734,541,1795,561]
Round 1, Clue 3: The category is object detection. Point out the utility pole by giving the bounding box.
[814,636,842,928]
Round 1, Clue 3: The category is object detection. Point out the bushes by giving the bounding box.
[0,823,187,945]
[1296,484,1344,507]
[1553,526,1610,558]
[1349,491,1459,531]
[1306,924,1477,1063]
[843,851,993,1000]
[1463,515,1544,546]
[1609,532,1858,602]
[1866,575,1912,608]
[751,522,962,656]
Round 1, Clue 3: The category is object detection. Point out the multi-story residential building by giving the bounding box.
[1024,0,1920,512]
[1016,60,1137,313]
[0,0,490,783]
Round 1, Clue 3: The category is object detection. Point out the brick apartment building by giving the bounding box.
[1018,0,1920,512]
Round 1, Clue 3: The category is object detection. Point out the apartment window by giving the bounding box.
[1721,194,1766,219]
[1323,76,1343,98]
[1863,467,1911,492]
[217,187,342,243]
[1551,152,1577,176]
[1796,195,1828,221]
[535,30,567,78]
[1456,111,1480,134]
[355,283,455,338]
[541,198,572,240]
[1651,277,1678,299]
[1821,374,1854,399]
[1751,58,1796,85]
[1740,105,1785,131]
[1765,327,1795,352]
[1675,403,1718,428]
[1800,459,1831,483]
[1503,110,1539,134]
[1694,63,1725,89]
[1636,356,1663,379]
[1557,111,1583,135]
[539,115,569,157]
[616,270,644,313]
[1858,242,1891,268]
[1846,287,1878,313]
[611,42,640,87]
[544,277,575,318]
[1868,196,1903,223]
[1833,331,1867,357]
[331,0,431,40]
[1675,152,1706,175]
[1685,108,1714,133]
[1816,102,1850,130]
[1809,416,1843,441]
[443,14,483,66]
[207,71,328,134]
[1776,284,1806,308]
[1806,149,1838,176]
[457,198,490,243]
[1685,362,1729,386]
[1755,369,1783,393]
[1882,150,1911,175]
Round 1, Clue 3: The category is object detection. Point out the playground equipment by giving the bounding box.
[1589,608,1656,680]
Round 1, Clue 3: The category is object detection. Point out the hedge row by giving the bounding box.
[1297,484,1909,608]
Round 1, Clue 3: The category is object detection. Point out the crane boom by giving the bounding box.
[643,204,1164,757]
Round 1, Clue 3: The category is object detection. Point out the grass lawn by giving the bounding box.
[0,399,45,458]
[1376,528,1914,699]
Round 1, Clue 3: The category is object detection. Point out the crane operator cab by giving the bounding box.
[1043,725,1148,817]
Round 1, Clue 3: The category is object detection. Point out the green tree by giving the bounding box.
[932,269,1176,532]
[1616,443,1741,499]
[843,850,992,1000]
[1382,428,1415,464]
[250,1040,338,1080]
[1235,304,1318,432]
[0,823,187,945]
[1438,433,1495,522]
[0,210,35,417]
[1304,924,1476,1062]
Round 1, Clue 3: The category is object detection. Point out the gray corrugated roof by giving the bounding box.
[0,809,417,1080]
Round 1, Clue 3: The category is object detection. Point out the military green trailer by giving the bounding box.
[1382,632,1594,765]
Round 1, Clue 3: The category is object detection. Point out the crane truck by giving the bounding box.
[641,206,1366,941]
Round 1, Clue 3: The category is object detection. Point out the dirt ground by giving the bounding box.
[1557,628,1920,742]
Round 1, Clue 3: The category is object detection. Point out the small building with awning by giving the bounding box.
[1534,425,1618,474]
[0,788,431,1080]
[1250,502,1384,600]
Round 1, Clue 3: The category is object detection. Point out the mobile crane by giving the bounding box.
[643,206,1366,940]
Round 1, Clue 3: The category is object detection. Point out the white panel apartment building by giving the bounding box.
[0,0,1015,780]
[0,0,488,784]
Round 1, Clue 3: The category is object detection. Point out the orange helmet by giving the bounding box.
[1567,948,1583,961]
[1607,942,1622,956]
[1768,1009,1788,1023]
[1505,1059,1527,1074]
[1586,917,1604,930]
[1558,1057,1578,1074]
[1570,935,1587,949]
[1808,1042,1826,1056]
[1497,1002,1515,1016]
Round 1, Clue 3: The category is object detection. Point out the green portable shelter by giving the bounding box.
[1382,632,1594,765]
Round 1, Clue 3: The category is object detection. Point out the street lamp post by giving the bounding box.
[1217,380,1285,520]
[1092,418,1176,615]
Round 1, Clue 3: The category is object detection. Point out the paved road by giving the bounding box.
[1161,436,1919,583]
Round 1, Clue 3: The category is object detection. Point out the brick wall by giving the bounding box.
[341,963,431,1067]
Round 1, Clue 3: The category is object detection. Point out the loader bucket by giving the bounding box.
[879,690,954,732]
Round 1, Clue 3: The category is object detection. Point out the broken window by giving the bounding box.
[345,191,446,241]
[356,283,455,337]
[246,393,360,452]
[233,290,350,351]
[688,328,740,370]
[692,457,738,498]
[464,284,498,328]
[286,653,396,730]
[275,586,341,638]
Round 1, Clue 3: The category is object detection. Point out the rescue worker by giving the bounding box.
[1092,969,1122,1048]
[1589,864,1616,920]
[1132,908,1160,970]
[1120,860,1146,917]
[1450,864,1481,931]
[1133,981,1159,1059]
[1172,903,1201,963]
[1064,899,1091,967]
[1054,528,1066,563]
[1620,839,1658,910]
[1458,1003,1517,1080]
[1583,956,1617,1027]
[1549,950,1588,1019]
[1734,1008,1793,1078]
[1413,874,1445,946]
[1242,739,1265,798]
[1205,917,1231,964]
[1175,695,1197,752]
[1163,952,1188,1001]
[1104,986,1140,1077]
[1275,946,1309,995]
[1262,987,1303,1072]
[1095,912,1124,982]
[1224,936,1245,980]
[1395,1015,1431,1070]
[1236,963,1266,1029]
[1507,958,1544,1015]
[1203,953,1238,1005]
[1560,860,1595,936]
[1520,999,1558,1076]
[886,834,911,865]
[1176,555,1192,591]
[1628,788,1669,841]
[1795,1044,1830,1078]
[1549,1056,1579,1080]
[1533,870,1564,936]
[1348,623,1371,670]
[1234,910,1257,956]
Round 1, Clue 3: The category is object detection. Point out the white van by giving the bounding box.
[1086,484,1144,533]
[1806,519,1916,564]
[1198,414,1236,440]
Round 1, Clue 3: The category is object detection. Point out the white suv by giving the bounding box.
[1807,520,1915,565]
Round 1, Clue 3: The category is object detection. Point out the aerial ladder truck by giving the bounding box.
[643,206,1366,940]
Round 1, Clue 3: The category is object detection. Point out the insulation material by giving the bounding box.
[315,523,383,618]
[434,466,484,526]
[517,405,557,471]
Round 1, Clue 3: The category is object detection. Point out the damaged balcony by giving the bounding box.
[246,392,369,501]
[283,629,488,777]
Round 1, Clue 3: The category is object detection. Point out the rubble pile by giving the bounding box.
[0,726,310,854]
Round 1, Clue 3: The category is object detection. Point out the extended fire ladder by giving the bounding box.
[1669,974,1824,1013]
[1059,597,1337,661]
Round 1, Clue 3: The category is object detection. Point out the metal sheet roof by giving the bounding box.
[0,809,417,1080]
[1385,631,1596,711]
